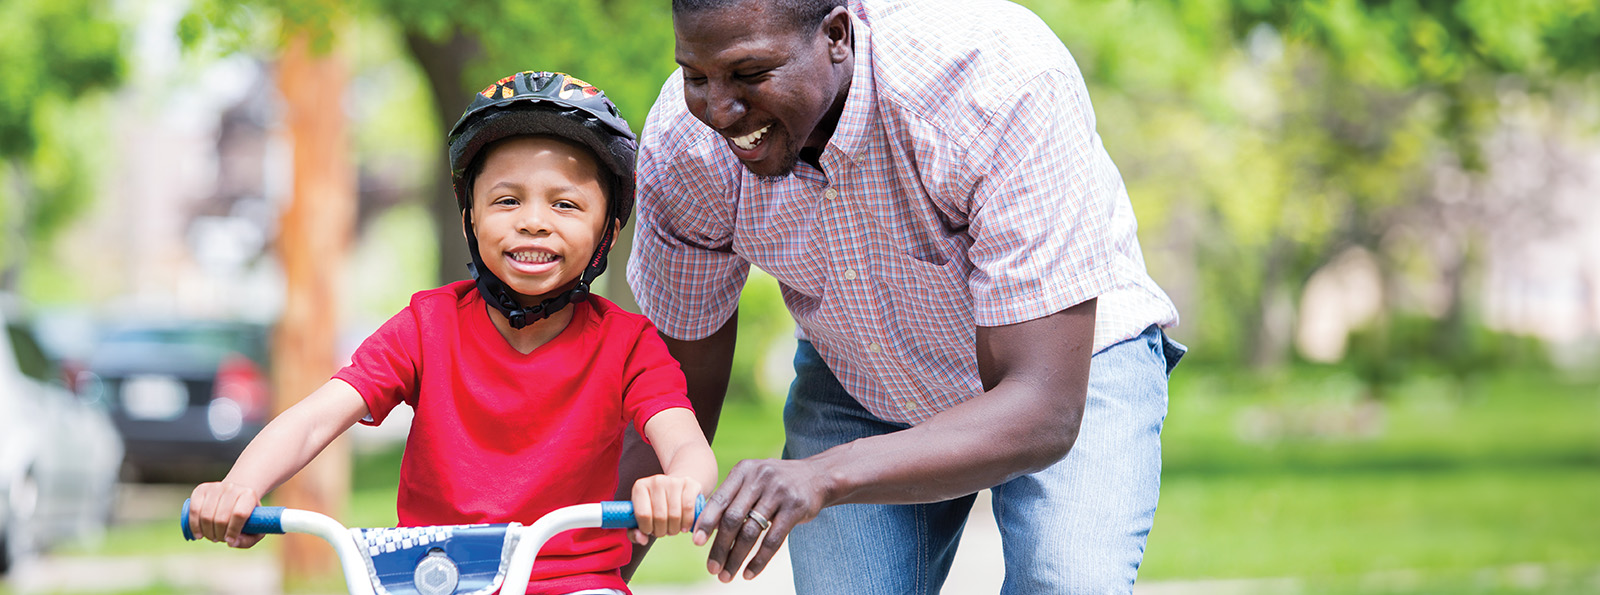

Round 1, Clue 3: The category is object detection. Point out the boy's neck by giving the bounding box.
[485,302,577,354]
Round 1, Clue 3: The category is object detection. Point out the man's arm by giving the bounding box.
[692,298,1096,582]
[615,310,739,579]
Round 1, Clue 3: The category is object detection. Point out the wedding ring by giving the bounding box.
[746,510,771,531]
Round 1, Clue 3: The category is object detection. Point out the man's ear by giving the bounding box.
[822,6,852,64]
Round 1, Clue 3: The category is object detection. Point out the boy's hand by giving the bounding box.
[629,474,704,545]
[188,482,266,548]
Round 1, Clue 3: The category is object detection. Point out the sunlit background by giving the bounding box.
[1,0,1597,593]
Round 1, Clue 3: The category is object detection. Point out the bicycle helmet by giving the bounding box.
[447,71,637,328]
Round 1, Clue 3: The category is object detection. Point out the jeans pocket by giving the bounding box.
[1160,329,1187,375]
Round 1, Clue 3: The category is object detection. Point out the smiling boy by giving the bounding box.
[189,71,717,595]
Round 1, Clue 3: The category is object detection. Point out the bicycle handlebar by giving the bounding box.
[180,496,703,541]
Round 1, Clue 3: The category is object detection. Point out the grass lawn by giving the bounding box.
[1139,366,1600,592]
[1147,467,1600,584]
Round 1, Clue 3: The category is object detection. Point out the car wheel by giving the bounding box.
[1,470,40,575]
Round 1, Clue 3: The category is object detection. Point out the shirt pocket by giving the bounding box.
[879,253,983,411]
[901,240,951,267]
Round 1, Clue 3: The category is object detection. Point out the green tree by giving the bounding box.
[0,0,123,289]
[1024,0,1600,372]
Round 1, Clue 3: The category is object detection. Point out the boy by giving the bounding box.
[188,71,717,595]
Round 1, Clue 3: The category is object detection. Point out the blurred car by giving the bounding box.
[0,298,124,575]
[77,321,271,483]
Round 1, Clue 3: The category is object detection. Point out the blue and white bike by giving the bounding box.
[181,497,701,595]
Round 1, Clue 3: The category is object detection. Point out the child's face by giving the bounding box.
[469,136,610,307]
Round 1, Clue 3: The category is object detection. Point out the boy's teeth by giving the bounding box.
[731,125,769,151]
[512,252,555,263]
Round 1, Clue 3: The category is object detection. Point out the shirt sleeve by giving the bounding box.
[963,67,1118,327]
[627,73,752,341]
[619,317,693,441]
[332,305,421,426]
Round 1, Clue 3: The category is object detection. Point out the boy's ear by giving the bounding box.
[462,209,473,240]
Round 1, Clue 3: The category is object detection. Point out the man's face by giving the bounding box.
[674,1,852,178]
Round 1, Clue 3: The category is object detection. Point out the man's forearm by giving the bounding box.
[666,309,740,440]
[809,299,1097,506]
[809,376,1084,506]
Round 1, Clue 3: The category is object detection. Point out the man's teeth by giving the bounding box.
[731,125,770,151]
[511,251,555,263]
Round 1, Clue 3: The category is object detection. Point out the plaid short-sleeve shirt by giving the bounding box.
[629,0,1179,425]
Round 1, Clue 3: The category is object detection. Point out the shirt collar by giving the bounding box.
[820,11,875,170]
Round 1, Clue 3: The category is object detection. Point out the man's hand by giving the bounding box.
[692,458,832,581]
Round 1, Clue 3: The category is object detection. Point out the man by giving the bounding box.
[622,0,1183,592]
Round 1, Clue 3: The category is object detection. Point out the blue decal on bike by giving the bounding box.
[357,524,514,595]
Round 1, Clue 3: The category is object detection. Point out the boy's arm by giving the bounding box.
[631,407,718,542]
[643,407,718,487]
[616,312,737,576]
[188,378,370,547]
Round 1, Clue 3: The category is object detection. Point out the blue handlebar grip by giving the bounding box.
[180,498,287,541]
[181,498,195,541]
[599,501,634,529]
[243,506,287,535]
[599,495,707,529]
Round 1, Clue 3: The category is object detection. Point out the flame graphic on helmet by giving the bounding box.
[478,73,522,99]
[559,78,600,100]
[475,72,600,102]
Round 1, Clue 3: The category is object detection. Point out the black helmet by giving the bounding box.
[447,71,637,328]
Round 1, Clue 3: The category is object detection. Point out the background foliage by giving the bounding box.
[0,0,122,288]
[3,0,1597,592]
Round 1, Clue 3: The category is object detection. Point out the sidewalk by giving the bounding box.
[6,553,279,595]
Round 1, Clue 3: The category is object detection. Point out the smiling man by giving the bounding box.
[623,0,1184,592]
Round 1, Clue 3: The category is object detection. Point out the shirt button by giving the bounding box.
[824,187,839,200]
[899,401,918,411]
[844,268,857,280]
[868,342,882,353]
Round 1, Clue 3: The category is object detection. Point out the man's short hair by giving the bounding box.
[672,0,846,34]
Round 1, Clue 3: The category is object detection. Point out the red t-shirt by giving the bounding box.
[333,280,690,595]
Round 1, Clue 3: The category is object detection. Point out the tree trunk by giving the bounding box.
[1,162,30,292]
[1248,235,1293,370]
[404,29,480,287]
[273,34,355,590]
[1437,236,1472,361]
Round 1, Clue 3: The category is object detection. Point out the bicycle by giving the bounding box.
[180,496,702,595]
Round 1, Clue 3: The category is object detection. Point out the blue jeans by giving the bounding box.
[782,325,1183,594]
